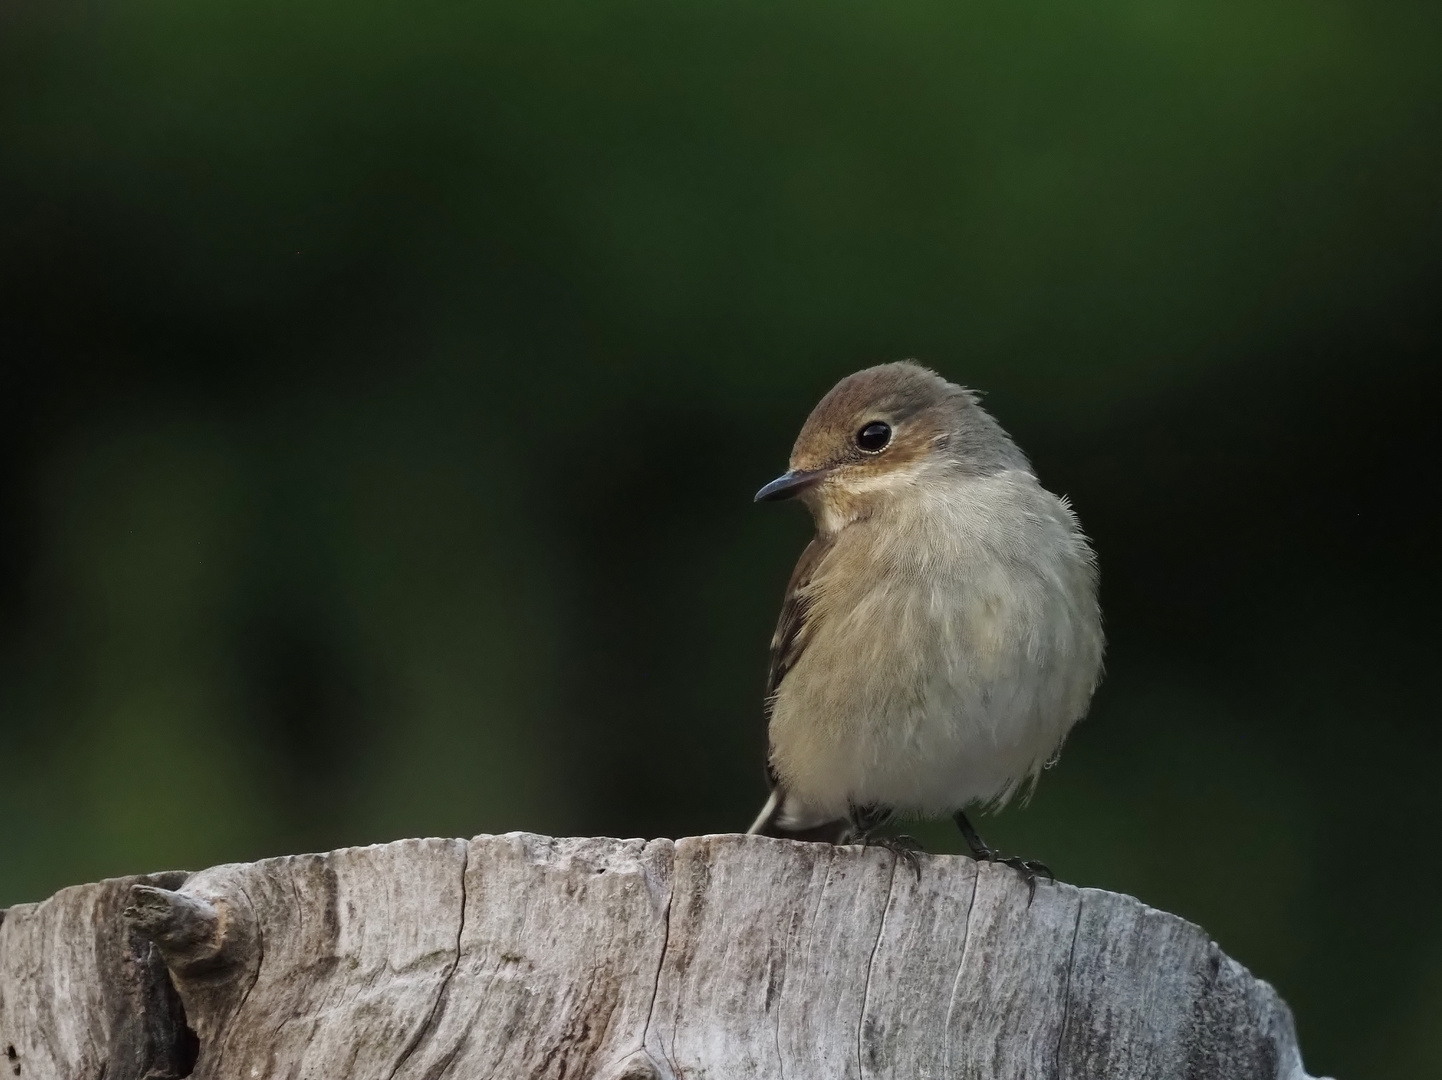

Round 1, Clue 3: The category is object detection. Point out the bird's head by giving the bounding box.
[755,361,1027,532]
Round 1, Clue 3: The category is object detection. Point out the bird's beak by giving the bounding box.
[754,467,828,503]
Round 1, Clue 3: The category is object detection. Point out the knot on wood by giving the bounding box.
[124,885,250,977]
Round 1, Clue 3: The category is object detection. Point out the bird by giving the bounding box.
[746,361,1103,892]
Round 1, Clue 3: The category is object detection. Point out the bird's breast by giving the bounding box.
[768,473,1103,817]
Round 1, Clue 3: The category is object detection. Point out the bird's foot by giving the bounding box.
[860,833,925,880]
[971,849,1053,903]
[997,855,1053,903]
[952,811,1052,903]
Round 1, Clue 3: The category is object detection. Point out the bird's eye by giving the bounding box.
[856,421,891,453]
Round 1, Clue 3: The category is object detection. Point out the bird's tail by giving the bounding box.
[746,788,851,843]
[746,789,783,835]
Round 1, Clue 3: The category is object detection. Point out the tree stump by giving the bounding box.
[0,833,1321,1079]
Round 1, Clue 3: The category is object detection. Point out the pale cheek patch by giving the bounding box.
[839,463,928,497]
[812,463,931,532]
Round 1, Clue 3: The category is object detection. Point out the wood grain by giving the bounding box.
[0,833,1322,1080]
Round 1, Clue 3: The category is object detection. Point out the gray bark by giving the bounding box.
[0,832,1322,1080]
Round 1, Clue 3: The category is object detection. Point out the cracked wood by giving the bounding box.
[0,833,1323,1080]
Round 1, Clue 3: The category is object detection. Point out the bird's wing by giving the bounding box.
[764,533,832,723]
[754,533,844,834]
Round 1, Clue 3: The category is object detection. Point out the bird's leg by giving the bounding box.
[953,810,995,860]
[848,804,924,880]
[952,811,1053,903]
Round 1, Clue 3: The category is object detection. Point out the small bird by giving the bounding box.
[747,361,1103,890]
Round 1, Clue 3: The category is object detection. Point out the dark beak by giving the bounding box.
[754,468,827,503]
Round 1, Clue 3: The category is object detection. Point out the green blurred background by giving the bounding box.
[2,0,1439,1075]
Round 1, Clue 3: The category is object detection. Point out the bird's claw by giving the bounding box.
[966,846,1053,903]
[996,856,1052,903]
[863,833,925,880]
[953,811,1052,903]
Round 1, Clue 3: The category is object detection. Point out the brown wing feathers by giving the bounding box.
[752,535,853,841]
[765,534,831,713]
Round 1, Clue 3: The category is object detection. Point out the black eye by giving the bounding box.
[856,421,891,452]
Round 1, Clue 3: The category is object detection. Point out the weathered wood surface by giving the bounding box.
[0,833,1322,1080]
